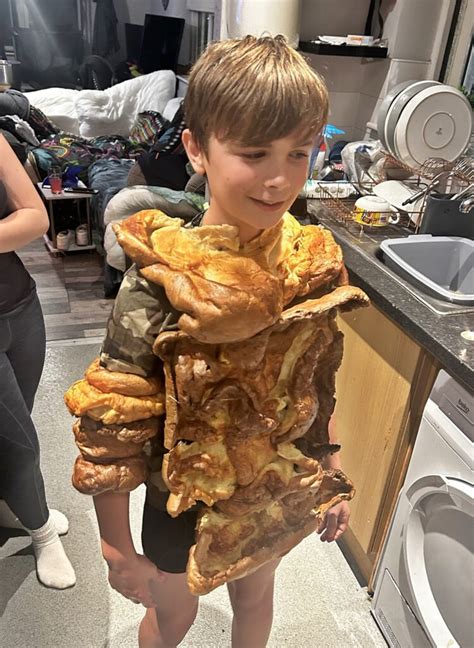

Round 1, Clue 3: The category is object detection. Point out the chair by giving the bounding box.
[78,56,115,91]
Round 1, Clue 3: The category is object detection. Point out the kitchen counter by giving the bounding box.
[307,200,474,393]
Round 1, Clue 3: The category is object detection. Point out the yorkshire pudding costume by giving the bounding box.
[65,210,369,595]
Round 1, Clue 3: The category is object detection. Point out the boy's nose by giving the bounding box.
[263,172,291,191]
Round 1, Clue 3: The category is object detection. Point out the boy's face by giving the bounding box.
[183,129,313,238]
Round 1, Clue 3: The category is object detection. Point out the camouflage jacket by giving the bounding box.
[100,215,205,509]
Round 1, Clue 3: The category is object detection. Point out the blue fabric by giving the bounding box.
[88,158,134,232]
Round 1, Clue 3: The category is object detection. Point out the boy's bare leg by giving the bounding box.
[227,558,281,648]
[138,572,199,648]
[139,609,167,648]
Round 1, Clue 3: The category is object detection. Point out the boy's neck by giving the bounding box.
[201,205,262,245]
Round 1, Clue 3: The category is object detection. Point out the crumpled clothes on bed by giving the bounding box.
[0,90,29,120]
[30,132,147,182]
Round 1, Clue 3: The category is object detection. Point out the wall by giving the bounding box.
[113,0,222,66]
[444,0,473,87]
[0,1,12,54]
[220,0,371,41]
[298,0,379,140]
[299,0,455,141]
[299,0,371,40]
[355,0,454,139]
[113,0,192,65]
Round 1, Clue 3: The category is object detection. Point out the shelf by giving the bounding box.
[299,41,388,59]
[37,182,95,201]
[43,234,96,255]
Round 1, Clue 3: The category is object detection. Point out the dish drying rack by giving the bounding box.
[313,154,474,231]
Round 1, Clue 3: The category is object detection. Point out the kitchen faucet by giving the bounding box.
[459,196,474,213]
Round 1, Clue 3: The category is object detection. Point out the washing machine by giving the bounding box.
[372,369,473,648]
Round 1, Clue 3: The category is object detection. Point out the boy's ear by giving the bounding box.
[182,129,206,175]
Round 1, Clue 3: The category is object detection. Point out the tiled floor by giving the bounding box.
[19,239,113,341]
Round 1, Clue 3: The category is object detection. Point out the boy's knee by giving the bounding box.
[232,582,275,616]
[158,600,199,645]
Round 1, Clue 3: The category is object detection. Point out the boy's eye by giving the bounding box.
[291,151,309,160]
[240,151,266,160]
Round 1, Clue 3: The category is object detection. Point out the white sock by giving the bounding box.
[0,500,69,535]
[27,515,76,590]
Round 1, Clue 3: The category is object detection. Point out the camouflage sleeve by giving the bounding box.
[100,264,180,377]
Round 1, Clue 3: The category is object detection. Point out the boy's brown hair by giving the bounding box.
[184,35,328,153]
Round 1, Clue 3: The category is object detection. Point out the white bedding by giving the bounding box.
[26,70,176,138]
[24,87,80,134]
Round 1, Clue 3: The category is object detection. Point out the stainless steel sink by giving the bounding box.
[379,236,474,305]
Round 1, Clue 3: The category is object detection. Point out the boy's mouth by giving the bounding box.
[250,197,286,211]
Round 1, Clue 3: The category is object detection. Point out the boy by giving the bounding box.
[65,35,367,648]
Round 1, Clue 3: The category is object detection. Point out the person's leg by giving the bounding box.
[0,300,75,588]
[0,500,68,535]
[0,351,75,588]
[0,294,49,527]
[0,300,48,530]
[0,299,68,529]
[139,500,200,647]
[227,558,282,648]
[6,293,46,413]
[139,573,199,648]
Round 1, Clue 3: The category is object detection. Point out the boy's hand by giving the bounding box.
[107,553,166,607]
[316,501,350,542]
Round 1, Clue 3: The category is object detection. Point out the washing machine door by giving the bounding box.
[403,474,474,648]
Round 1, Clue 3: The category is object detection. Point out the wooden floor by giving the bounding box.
[19,239,113,342]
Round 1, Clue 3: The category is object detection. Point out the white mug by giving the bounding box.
[353,195,400,227]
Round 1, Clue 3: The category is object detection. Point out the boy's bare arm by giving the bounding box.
[93,492,165,606]
[93,492,136,565]
[323,413,342,471]
[317,413,350,542]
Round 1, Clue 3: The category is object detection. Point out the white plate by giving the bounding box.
[377,80,413,150]
[385,81,440,158]
[372,180,424,224]
[394,85,473,167]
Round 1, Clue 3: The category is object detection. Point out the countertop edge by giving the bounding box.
[326,225,474,394]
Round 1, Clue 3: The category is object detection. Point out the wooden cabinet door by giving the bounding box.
[334,304,438,580]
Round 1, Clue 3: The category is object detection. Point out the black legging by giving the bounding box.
[0,292,49,530]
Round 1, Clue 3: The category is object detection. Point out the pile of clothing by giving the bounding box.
[0,89,59,162]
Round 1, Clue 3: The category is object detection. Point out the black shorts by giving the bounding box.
[141,496,199,574]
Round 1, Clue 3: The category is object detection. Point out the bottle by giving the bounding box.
[312,142,327,179]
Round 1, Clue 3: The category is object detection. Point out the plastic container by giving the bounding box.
[379,235,474,305]
[420,193,474,238]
